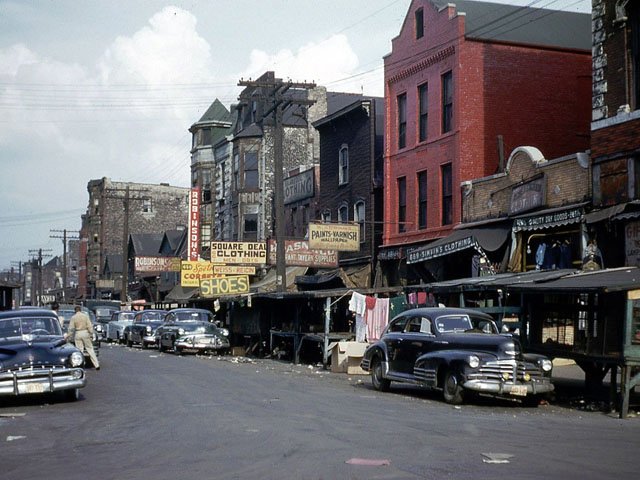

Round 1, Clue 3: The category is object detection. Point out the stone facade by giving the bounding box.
[81,177,190,296]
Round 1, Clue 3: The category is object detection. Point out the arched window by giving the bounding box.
[339,145,349,185]
[354,201,365,243]
[321,210,332,223]
[338,204,349,223]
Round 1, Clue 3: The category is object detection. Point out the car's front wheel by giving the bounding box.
[443,369,465,405]
[371,358,390,392]
[63,388,80,402]
[158,339,165,352]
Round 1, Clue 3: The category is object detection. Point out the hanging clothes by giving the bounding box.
[348,292,367,317]
[366,297,389,342]
[388,295,407,319]
[417,291,427,305]
[355,314,367,342]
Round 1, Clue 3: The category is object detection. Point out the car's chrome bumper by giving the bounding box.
[175,337,229,350]
[463,379,554,396]
[142,335,156,345]
[0,367,86,396]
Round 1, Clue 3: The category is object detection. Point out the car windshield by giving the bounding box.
[434,315,473,333]
[113,312,136,321]
[174,311,212,322]
[0,316,63,340]
[138,312,165,322]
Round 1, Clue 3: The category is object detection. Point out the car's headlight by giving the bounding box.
[539,359,553,372]
[95,324,103,332]
[220,328,229,337]
[178,328,185,335]
[70,351,84,367]
[145,326,152,333]
[467,355,480,369]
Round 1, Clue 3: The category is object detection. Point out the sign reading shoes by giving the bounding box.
[210,242,267,265]
[200,275,250,297]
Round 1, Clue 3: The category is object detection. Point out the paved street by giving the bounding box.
[1,344,638,480]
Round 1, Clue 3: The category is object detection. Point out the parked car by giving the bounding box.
[123,309,166,348]
[0,309,86,401]
[172,321,230,355]
[56,305,102,358]
[360,307,554,406]
[155,308,217,352]
[92,306,120,341]
[106,311,136,343]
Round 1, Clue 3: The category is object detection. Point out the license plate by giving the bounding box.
[509,385,528,397]
[18,383,45,394]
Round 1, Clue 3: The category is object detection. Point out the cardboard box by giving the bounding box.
[330,341,368,375]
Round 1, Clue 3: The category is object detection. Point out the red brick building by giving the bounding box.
[379,0,591,283]
[586,0,640,270]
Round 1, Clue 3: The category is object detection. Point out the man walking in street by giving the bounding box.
[67,306,100,370]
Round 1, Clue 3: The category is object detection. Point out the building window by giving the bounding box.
[339,145,349,185]
[398,177,406,233]
[321,210,332,223]
[202,169,212,203]
[244,213,257,241]
[354,201,365,243]
[418,83,428,142]
[441,163,453,225]
[418,171,428,229]
[233,153,239,191]
[244,152,258,189]
[200,223,211,245]
[415,8,424,39]
[142,198,152,213]
[442,71,453,133]
[398,93,407,150]
[338,204,349,223]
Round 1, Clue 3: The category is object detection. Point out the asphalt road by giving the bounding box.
[1,344,638,480]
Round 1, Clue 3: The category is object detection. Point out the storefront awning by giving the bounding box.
[164,285,199,301]
[406,225,511,264]
[585,200,640,224]
[512,203,586,232]
[250,266,307,293]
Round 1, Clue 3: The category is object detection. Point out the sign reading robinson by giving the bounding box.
[210,241,267,265]
[135,256,181,274]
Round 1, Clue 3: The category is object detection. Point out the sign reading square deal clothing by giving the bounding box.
[210,242,267,265]
[308,223,360,251]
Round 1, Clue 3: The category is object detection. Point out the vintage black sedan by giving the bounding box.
[123,309,166,348]
[155,308,225,353]
[171,321,230,355]
[361,307,554,405]
[0,309,86,401]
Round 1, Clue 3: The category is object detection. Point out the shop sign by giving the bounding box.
[625,220,640,267]
[407,236,476,264]
[308,223,360,251]
[180,260,215,287]
[210,241,267,265]
[378,247,404,260]
[96,279,115,289]
[188,188,200,261]
[513,207,582,232]
[200,275,250,297]
[284,169,314,204]
[213,265,256,275]
[134,256,181,274]
[510,177,545,215]
[267,239,338,267]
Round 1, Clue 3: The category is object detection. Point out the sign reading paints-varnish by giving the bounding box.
[200,275,250,297]
[308,223,360,251]
[180,260,215,287]
[210,242,267,265]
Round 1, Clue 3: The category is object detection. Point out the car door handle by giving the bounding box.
[434,340,449,345]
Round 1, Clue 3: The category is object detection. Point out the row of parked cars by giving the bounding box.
[103,307,231,355]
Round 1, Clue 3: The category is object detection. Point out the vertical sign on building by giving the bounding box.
[188,187,200,261]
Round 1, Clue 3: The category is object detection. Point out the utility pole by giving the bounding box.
[28,248,52,305]
[50,229,79,302]
[237,75,316,292]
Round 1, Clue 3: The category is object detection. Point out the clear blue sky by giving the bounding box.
[0,0,591,271]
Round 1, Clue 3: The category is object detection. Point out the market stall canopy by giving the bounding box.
[406,225,511,264]
[164,285,199,301]
[250,266,307,293]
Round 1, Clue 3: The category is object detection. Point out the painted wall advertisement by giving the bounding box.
[268,239,338,267]
[210,241,267,265]
[180,260,215,287]
[308,223,360,251]
[135,256,181,274]
[284,168,314,204]
[625,220,640,267]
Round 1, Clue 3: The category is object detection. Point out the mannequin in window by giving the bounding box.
[582,239,604,271]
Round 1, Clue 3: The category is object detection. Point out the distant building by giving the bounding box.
[80,177,190,300]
